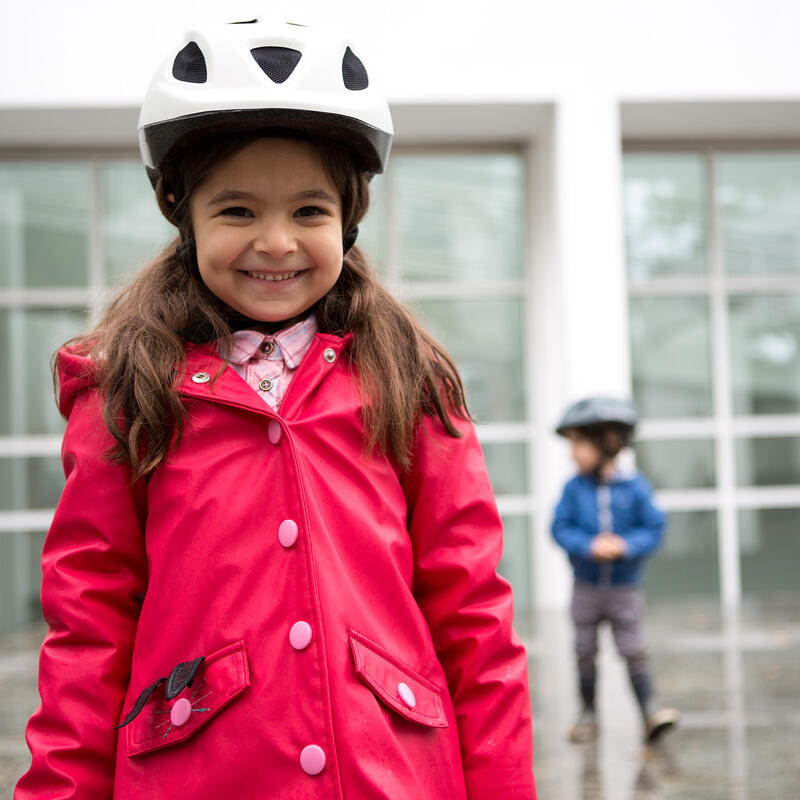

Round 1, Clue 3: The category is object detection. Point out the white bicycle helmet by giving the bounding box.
[138,17,394,186]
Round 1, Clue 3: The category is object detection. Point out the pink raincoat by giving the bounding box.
[17,333,536,799]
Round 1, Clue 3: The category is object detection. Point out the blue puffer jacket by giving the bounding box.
[551,471,666,586]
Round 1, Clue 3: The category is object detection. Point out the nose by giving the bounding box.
[253,218,296,259]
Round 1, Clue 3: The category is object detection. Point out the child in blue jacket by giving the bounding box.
[551,396,679,743]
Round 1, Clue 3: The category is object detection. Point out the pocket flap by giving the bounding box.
[348,628,447,728]
[126,640,250,757]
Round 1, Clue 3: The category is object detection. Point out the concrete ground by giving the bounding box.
[2,597,799,798]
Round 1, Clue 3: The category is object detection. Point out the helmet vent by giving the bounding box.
[251,46,302,83]
[172,41,207,84]
[342,47,369,90]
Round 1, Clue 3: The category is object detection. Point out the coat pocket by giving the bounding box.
[348,628,448,728]
[125,640,250,757]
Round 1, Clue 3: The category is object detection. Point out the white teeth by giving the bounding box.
[246,271,299,282]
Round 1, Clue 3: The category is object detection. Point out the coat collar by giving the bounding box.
[177,332,353,419]
[220,316,319,368]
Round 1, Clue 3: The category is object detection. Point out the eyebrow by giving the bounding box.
[207,189,257,206]
[295,189,339,205]
[207,188,339,206]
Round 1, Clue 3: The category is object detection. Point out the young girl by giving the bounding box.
[16,18,536,800]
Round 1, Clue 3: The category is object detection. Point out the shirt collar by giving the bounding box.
[221,315,319,368]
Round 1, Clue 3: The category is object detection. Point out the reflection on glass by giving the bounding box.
[394,153,525,283]
[645,510,719,599]
[729,293,800,415]
[629,295,712,418]
[410,298,525,422]
[740,508,800,597]
[635,438,716,490]
[102,160,174,283]
[0,456,64,510]
[717,153,800,275]
[481,441,529,495]
[357,169,388,272]
[498,515,532,627]
[0,162,90,288]
[736,437,800,486]
[622,153,708,281]
[0,308,87,435]
[0,530,48,633]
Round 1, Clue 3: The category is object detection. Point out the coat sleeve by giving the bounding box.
[15,388,148,799]
[401,414,536,800]
[551,480,595,559]
[622,476,666,559]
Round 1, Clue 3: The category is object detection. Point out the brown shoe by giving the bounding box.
[569,709,598,743]
[645,706,679,743]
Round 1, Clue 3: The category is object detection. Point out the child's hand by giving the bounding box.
[590,532,628,561]
[590,534,616,561]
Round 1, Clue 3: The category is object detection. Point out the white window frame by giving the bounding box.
[625,142,800,608]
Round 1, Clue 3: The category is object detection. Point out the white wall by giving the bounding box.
[3,0,800,107]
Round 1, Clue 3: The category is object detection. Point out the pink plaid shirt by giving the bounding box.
[218,315,318,411]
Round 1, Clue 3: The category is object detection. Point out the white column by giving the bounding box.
[554,91,630,399]
[530,93,631,610]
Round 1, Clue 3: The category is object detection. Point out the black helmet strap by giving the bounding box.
[343,227,358,254]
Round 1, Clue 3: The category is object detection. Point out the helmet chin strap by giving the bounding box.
[592,458,614,482]
[342,226,358,254]
[177,229,358,343]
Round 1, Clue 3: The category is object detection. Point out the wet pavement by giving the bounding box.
[528,597,800,799]
[2,597,799,798]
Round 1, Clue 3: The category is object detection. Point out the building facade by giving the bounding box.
[1,0,800,631]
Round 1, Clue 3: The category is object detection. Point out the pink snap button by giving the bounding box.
[397,682,417,708]
[278,519,299,548]
[268,419,282,444]
[300,744,326,775]
[289,621,313,650]
[170,697,192,727]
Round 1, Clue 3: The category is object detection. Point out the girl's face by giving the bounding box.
[190,137,344,323]
[567,431,603,474]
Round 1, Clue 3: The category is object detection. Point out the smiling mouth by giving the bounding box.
[244,270,302,282]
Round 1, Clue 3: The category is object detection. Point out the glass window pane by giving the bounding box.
[394,153,525,283]
[729,293,800,415]
[736,437,800,486]
[0,308,87,435]
[101,160,174,283]
[497,515,532,632]
[0,162,91,288]
[635,438,716,490]
[0,532,45,632]
[717,152,800,275]
[645,510,719,599]
[622,153,708,281]
[356,170,389,273]
[481,441,529,495]
[740,508,800,598]
[0,455,64,510]
[410,298,525,422]
[630,295,713,418]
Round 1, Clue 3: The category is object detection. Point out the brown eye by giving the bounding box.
[295,206,324,218]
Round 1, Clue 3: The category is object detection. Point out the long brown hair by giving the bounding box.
[63,132,468,479]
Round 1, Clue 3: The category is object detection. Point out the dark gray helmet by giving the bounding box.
[555,396,638,437]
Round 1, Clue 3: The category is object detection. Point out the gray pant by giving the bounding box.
[571,580,650,677]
